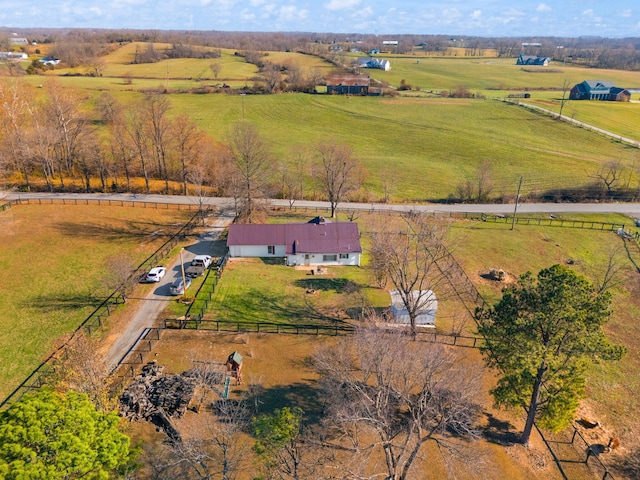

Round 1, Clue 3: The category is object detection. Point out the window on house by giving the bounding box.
[268,245,275,254]
[323,254,338,262]
[339,253,350,259]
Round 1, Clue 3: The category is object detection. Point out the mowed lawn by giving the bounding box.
[0,204,193,400]
[208,258,389,325]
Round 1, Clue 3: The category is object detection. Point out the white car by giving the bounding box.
[146,267,167,283]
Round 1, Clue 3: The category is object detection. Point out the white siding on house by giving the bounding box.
[228,245,286,257]
[286,253,361,267]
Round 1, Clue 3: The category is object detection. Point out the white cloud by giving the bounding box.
[278,6,308,22]
[471,10,482,20]
[325,0,360,11]
[618,9,632,18]
[536,3,551,13]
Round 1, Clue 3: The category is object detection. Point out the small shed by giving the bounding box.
[389,290,437,327]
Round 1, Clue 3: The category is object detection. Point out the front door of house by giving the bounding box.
[304,254,310,266]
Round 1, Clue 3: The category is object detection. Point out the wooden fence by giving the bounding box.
[6,197,203,210]
[480,213,625,231]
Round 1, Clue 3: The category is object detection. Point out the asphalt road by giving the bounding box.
[6,191,640,217]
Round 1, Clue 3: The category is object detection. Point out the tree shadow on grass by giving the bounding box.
[24,292,105,313]
[294,278,353,293]
[609,445,640,478]
[481,413,520,446]
[220,288,346,325]
[240,381,324,424]
[55,219,176,241]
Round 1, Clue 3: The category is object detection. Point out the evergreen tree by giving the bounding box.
[477,264,625,445]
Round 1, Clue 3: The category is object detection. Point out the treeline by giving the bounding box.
[0,78,233,196]
[3,27,640,70]
[0,78,368,219]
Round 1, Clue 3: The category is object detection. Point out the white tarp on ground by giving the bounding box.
[389,290,437,327]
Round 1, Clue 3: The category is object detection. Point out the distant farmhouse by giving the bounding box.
[0,52,28,60]
[516,54,550,66]
[226,219,362,267]
[39,56,60,66]
[570,80,631,102]
[326,75,370,95]
[9,37,28,46]
[358,57,391,71]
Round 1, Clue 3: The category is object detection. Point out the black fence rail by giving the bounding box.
[276,205,631,234]
[0,201,16,212]
[542,425,616,480]
[163,319,356,335]
[111,328,164,383]
[0,208,210,410]
[480,213,625,231]
[7,197,203,210]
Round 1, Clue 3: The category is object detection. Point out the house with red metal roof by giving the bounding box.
[226,221,362,266]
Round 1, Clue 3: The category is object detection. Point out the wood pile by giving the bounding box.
[119,362,201,441]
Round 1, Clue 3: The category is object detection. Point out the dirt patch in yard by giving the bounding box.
[120,329,562,479]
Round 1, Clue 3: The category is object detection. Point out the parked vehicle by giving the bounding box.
[169,277,192,295]
[185,254,213,277]
[145,266,167,283]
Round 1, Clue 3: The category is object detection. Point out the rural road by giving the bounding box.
[105,210,235,369]
[7,191,640,217]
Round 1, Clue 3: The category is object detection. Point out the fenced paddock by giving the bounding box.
[0,207,209,409]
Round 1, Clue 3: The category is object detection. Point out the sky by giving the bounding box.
[1,0,639,38]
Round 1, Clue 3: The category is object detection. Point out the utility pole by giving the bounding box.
[511,176,523,231]
[180,248,187,298]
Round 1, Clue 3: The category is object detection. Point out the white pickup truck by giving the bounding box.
[185,255,213,277]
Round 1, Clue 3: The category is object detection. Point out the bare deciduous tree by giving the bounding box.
[228,122,273,223]
[261,62,282,93]
[456,161,494,203]
[172,113,204,195]
[313,327,482,480]
[369,214,451,335]
[592,161,624,197]
[209,63,222,80]
[314,142,361,218]
[143,94,173,194]
[54,332,113,412]
[104,253,135,302]
[558,76,571,119]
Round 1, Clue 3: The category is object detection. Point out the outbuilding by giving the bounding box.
[389,290,438,327]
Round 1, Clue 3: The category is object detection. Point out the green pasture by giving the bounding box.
[11,42,640,202]
[359,54,640,92]
[166,93,639,201]
[0,204,193,400]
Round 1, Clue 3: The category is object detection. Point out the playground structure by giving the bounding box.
[223,351,243,398]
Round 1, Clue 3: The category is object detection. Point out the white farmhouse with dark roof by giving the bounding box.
[226,221,362,266]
